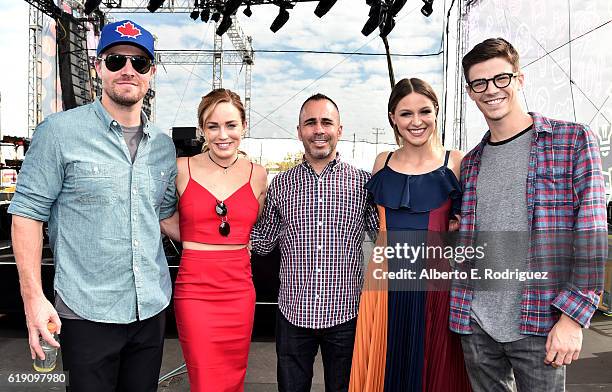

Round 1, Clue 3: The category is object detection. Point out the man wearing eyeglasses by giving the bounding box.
[9,20,177,392]
[450,38,606,391]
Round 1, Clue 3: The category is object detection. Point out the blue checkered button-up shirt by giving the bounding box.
[251,155,379,329]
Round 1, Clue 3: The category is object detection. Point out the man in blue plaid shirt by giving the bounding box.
[251,93,378,392]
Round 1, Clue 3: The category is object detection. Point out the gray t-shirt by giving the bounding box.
[55,293,81,320]
[470,125,533,343]
[55,123,143,320]
[122,124,144,163]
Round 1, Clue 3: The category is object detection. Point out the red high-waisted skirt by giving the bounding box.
[174,248,255,392]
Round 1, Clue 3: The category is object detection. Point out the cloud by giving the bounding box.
[2,0,610,171]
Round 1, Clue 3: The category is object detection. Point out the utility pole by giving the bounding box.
[352,133,356,160]
[28,4,43,137]
[259,142,263,165]
[372,127,385,155]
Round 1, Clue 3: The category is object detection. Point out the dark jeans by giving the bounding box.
[60,311,166,392]
[461,321,565,392]
[276,308,357,392]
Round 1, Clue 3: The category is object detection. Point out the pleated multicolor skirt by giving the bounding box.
[349,203,471,392]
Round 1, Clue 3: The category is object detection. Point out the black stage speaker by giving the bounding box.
[57,11,92,110]
[171,127,203,157]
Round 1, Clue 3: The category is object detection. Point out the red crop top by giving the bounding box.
[179,158,259,244]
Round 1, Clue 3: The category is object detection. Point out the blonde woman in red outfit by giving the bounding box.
[162,89,267,391]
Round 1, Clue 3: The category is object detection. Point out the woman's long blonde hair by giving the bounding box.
[388,78,443,151]
[197,88,247,154]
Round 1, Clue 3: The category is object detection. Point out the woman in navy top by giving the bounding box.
[349,78,471,392]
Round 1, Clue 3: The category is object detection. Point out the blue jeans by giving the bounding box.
[460,321,565,392]
[276,308,356,392]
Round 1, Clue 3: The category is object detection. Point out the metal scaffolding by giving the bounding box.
[452,0,469,150]
[213,24,224,90]
[225,15,253,135]
[156,50,250,64]
[28,4,43,137]
[95,0,318,13]
[152,14,254,135]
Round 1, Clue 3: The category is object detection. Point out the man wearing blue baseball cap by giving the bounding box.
[10,19,177,392]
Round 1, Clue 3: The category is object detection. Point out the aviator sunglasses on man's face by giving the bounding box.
[98,54,153,74]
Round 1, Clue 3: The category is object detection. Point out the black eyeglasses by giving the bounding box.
[467,72,519,93]
[215,200,230,236]
[97,54,153,74]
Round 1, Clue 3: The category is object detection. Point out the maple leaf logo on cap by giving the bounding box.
[115,21,142,39]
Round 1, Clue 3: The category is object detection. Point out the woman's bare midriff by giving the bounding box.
[182,241,247,251]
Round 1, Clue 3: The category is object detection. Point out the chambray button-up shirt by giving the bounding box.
[8,98,177,323]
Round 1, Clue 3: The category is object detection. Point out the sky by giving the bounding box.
[117,1,449,167]
[0,1,448,168]
[0,0,610,178]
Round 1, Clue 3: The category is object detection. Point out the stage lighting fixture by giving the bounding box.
[361,4,382,36]
[211,12,221,22]
[379,12,396,38]
[191,0,200,16]
[390,0,408,16]
[243,2,252,17]
[147,0,166,12]
[84,0,103,14]
[421,0,434,17]
[270,6,290,33]
[216,15,233,35]
[201,8,210,22]
[223,0,243,16]
[314,0,338,18]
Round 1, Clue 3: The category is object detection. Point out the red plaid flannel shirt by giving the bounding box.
[450,112,607,336]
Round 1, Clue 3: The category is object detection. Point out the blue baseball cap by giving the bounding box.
[97,20,155,60]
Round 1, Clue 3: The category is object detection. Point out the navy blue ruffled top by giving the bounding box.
[365,151,462,231]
